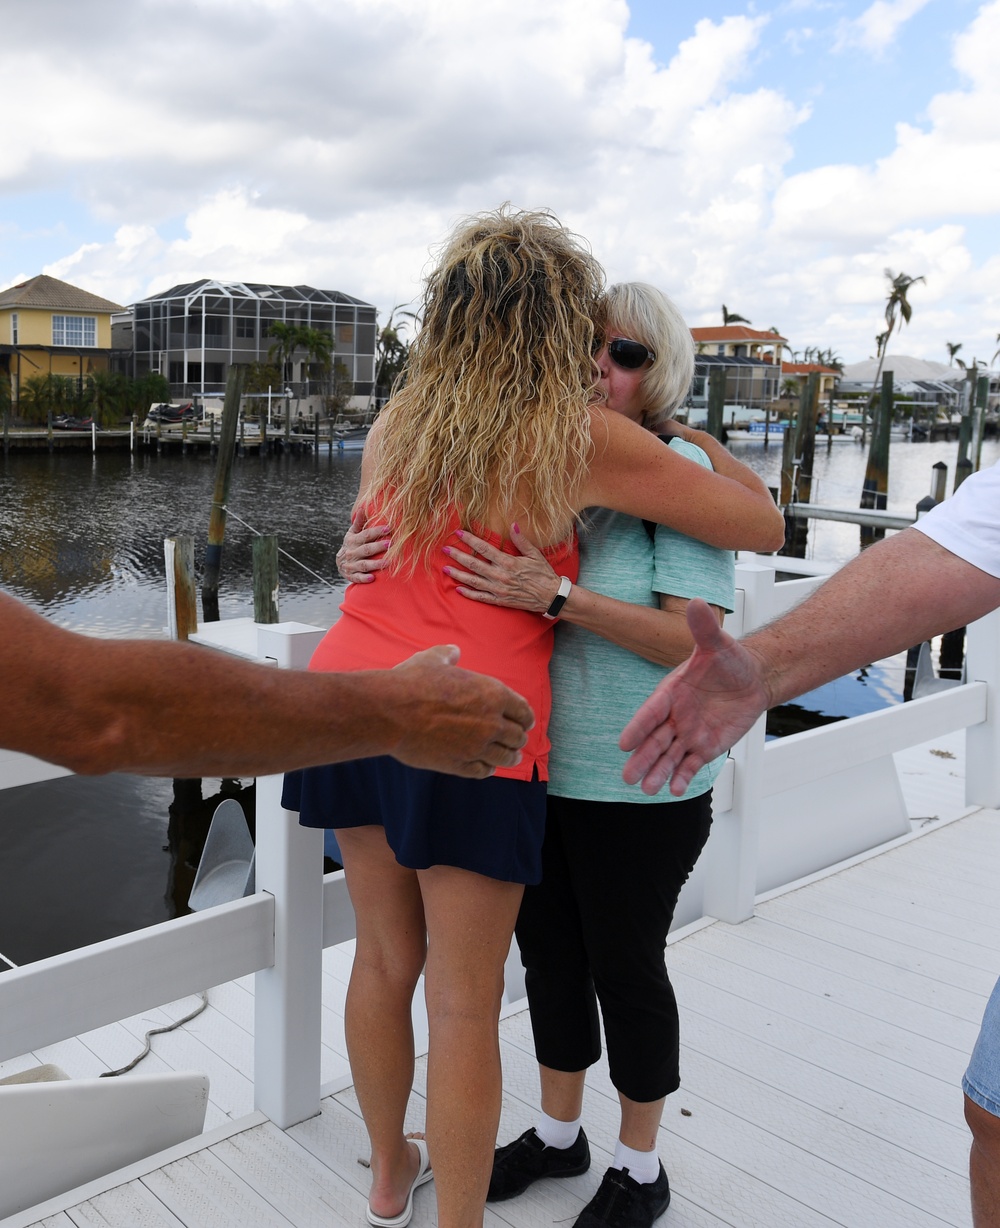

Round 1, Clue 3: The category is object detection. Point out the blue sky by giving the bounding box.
[628,1,969,172]
[1,0,997,365]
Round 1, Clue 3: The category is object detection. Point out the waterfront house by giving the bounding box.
[838,356,967,416]
[0,275,124,413]
[123,280,378,411]
[685,326,787,422]
[691,324,787,362]
[781,360,841,401]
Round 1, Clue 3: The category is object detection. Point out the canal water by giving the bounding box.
[1,436,995,964]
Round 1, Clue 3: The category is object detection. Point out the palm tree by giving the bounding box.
[85,370,128,427]
[722,305,751,325]
[299,326,334,395]
[992,333,1000,367]
[866,269,924,409]
[267,321,306,385]
[816,348,844,373]
[367,304,417,412]
[946,341,963,366]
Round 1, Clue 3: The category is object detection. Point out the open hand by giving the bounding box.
[337,510,390,584]
[443,524,562,614]
[619,599,770,795]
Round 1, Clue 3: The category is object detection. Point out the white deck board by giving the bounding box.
[12,808,998,1228]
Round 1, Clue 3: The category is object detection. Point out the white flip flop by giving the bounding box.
[366,1137,434,1228]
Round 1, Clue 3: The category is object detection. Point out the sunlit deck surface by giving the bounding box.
[6,730,994,1228]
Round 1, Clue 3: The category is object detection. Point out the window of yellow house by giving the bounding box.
[11,313,18,344]
[52,316,96,347]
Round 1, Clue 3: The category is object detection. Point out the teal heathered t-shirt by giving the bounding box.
[547,438,735,804]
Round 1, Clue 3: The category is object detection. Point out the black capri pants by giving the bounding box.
[516,791,713,1103]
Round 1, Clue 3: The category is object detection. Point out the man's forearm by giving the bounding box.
[4,594,531,779]
[746,529,1000,709]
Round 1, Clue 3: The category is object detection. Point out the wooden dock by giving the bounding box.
[0,427,331,456]
[4,731,990,1228]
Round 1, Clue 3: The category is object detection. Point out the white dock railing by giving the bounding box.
[2,560,999,1134]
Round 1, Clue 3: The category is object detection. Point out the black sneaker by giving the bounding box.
[574,1163,671,1228]
[487,1127,591,1202]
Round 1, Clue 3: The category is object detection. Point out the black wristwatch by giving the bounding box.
[543,576,573,620]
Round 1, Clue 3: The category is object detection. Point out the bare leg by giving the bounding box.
[618,1093,666,1154]
[538,1064,586,1123]
[337,826,428,1221]
[966,1094,1000,1227]
[419,864,524,1228]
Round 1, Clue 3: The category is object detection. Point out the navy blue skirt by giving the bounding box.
[281,758,546,885]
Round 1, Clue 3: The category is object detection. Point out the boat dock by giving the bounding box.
[0,424,365,456]
[2,743,987,1228]
[2,555,997,1227]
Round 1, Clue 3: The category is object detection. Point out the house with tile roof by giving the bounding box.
[781,360,841,401]
[685,326,787,421]
[690,324,787,362]
[0,275,124,411]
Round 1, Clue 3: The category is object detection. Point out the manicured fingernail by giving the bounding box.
[442,545,452,555]
[512,522,520,533]
[443,566,453,577]
[455,529,464,538]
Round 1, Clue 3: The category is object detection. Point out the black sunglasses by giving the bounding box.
[605,337,656,370]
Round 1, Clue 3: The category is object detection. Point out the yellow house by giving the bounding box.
[781,361,840,401]
[0,274,124,410]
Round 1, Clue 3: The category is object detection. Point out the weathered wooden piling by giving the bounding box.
[253,535,280,624]
[930,460,948,505]
[781,372,820,558]
[972,373,990,471]
[164,534,198,641]
[860,369,893,547]
[706,367,725,440]
[202,366,245,623]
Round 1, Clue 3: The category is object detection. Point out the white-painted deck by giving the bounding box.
[4,731,992,1228]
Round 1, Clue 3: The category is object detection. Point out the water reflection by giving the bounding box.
[0,448,361,634]
[0,448,362,964]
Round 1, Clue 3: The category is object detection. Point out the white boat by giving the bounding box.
[313,424,371,453]
[726,421,911,443]
[2,565,996,1225]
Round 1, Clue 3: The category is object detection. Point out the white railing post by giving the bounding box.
[702,563,775,924]
[965,606,1000,808]
[253,624,327,1128]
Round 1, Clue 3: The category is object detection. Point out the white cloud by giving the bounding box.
[834,0,933,54]
[3,0,1000,363]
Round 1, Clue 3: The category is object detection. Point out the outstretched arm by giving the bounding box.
[2,593,533,780]
[619,600,770,795]
[621,529,1000,796]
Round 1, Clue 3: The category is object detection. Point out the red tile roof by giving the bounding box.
[782,362,840,375]
[690,325,787,344]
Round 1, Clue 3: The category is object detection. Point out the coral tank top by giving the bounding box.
[308,510,579,781]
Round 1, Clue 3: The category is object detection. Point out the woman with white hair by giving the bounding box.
[448,282,735,1228]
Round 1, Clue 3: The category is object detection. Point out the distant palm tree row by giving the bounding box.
[8,370,171,427]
